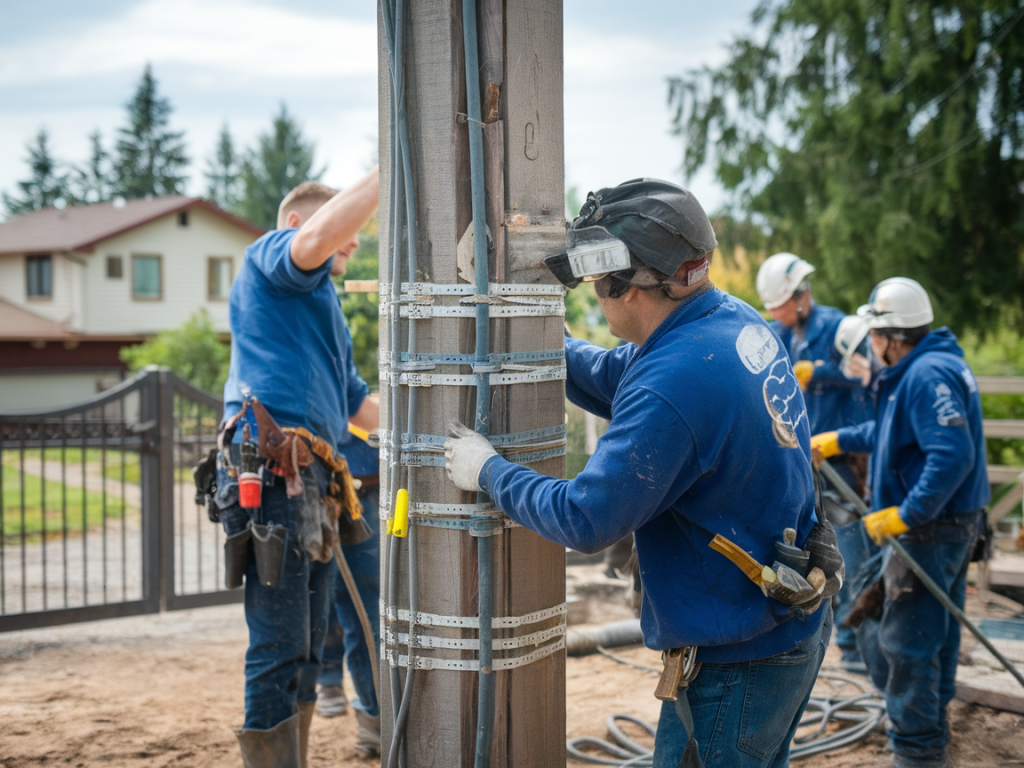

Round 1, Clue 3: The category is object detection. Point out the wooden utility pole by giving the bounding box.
[378,1,566,766]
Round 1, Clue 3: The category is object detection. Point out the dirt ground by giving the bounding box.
[1,566,1023,767]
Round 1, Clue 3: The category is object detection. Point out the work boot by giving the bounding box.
[354,709,382,758]
[315,684,349,717]
[893,751,956,768]
[235,713,301,768]
[298,701,315,768]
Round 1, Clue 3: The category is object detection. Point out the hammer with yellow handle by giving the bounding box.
[709,534,825,604]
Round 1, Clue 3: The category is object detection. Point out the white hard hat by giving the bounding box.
[856,277,933,330]
[834,315,869,361]
[756,252,816,310]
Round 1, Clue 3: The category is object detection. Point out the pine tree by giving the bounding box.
[670,0,1024,332]
[2,128,70,217]
[237,104,324,229]
[72,130,113,204]
[204,124,240,210]
[113,64,189,198]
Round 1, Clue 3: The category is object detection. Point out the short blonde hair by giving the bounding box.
[277,182,338,229]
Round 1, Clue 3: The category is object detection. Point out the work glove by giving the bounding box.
[810,431,841,466]
[444,420,498,493]
[862,506,910,545]
[792,360,815,391]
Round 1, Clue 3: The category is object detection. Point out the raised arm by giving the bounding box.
[290,167,380,271]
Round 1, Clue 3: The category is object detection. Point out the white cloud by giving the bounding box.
[0,0,377,87]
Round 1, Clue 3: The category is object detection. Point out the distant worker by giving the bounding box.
[316,425,381,757]
[446,179,842,768]
[212,170,380,768]
[756,252,872,437]
[812,277,988,768]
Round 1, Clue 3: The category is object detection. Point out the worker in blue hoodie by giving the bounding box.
[813,277,988,768]
[446,179,844,768]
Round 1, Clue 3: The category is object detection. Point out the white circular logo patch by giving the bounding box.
[735,324,779,374]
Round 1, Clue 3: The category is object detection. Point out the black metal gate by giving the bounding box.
[0,368,240,632]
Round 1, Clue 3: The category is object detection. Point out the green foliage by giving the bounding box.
[72,130,114,204]
[113,64,190,198]
[2,129,70,217]
[670,0,1024,330]
[337,233,380,388]
[236,104,324,229]
[205,123,241,210]
[962,324,1024,468]
[119,309,229,394]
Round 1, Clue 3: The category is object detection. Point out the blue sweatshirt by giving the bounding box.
[771,304,871,433]
[836,328,989,527]
[480,289,824,663]
[223,229,370,452]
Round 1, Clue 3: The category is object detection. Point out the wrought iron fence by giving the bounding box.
[0,367,238,632]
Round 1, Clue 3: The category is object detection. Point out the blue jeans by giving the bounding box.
[652,605,832,768]
[854,511,984,765]
[318,486,381,717]
[834,520,876,652]
[218,463,334,731]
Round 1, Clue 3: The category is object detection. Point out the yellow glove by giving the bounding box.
[810,431,841,466]
[862,506,910,545]
[792,360,815,390]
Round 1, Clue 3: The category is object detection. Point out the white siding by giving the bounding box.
[0,370,122,412]
[0,252,77,326]
[80,208,253,335]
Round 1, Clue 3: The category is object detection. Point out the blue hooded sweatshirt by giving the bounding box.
[480,288,824,663]
[771,304,872,434]
[836,328,989,527]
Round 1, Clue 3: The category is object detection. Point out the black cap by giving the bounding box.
[571,178,717,276]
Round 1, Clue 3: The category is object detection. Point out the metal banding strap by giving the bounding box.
[380,365,566,387]
[390,303,565,319]
[382,636,565,672]
[382,601,567,629]
[402,423,566,450]
[396,349,565,366]
[386,445,565,467]
[379,282,564,297]
[386,622,564,651]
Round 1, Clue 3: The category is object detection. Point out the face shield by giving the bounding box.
[543,226,632,289]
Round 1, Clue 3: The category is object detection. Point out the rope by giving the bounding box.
[331,539,380,707]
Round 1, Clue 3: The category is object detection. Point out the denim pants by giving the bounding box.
[318,485,381,717]
[854,511,983,765]
[833,520,876,652]
[218,463,334,731]
[652,605,832,768]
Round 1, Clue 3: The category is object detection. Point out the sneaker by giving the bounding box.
[354,709,381,757]
[315,685,349,718]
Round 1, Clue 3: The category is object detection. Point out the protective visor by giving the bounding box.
[543,226,632,289]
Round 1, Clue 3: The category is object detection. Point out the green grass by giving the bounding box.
[2,465,138,542]
[2,448,142,484]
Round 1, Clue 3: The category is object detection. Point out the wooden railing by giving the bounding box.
[978,376,1024,526]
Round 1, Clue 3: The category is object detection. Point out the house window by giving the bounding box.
[132,254,162,300]
[106,256,123,278]
[208,257,233,300]
[26,254,52,298]
[178,211,189,227]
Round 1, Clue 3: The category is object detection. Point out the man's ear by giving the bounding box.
[286,210,302,229]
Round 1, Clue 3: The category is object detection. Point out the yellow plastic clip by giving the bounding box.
[392,488,410,538]
[386,518,395,536]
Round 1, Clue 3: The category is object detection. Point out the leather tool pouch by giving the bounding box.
[224,526,252,589]
[251,522,288,589]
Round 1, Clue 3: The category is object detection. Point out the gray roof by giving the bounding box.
[0,197,264,256]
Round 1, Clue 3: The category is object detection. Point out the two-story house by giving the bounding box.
[0,197,264,410]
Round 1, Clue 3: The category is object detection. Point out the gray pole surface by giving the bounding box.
[378,1,568,764]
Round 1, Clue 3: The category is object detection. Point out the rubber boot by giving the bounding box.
[298,701,315,768]
[235,712,301,768]
[354,709,382,757]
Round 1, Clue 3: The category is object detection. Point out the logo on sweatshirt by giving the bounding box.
[762,359,806,448]
[933,382,965,427]
[735,324,779,374]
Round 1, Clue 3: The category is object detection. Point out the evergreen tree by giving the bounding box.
[204,123,240,210]
[2,128,70,217]
[237,104,324,229]
[72,130,113,204]
[113,64,189,198]
[669,0,1024,332]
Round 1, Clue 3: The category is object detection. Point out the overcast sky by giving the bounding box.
[0,0,759,217]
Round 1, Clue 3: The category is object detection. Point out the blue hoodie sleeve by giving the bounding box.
[479,384,704,554]
[837,420,875,452]
[809,348,862,389]
[898,371,976,527]
[246,229,332,295]
[564,337,636,421]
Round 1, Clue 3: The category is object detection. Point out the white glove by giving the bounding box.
[444,420,498,492]
[842,352,872,387]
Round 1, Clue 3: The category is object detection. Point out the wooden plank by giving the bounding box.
[984,419,1024,439]
[956,636,1024,714]
[343,279,379,293]
[977,376,1024,395]
[988,465,1024,484]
